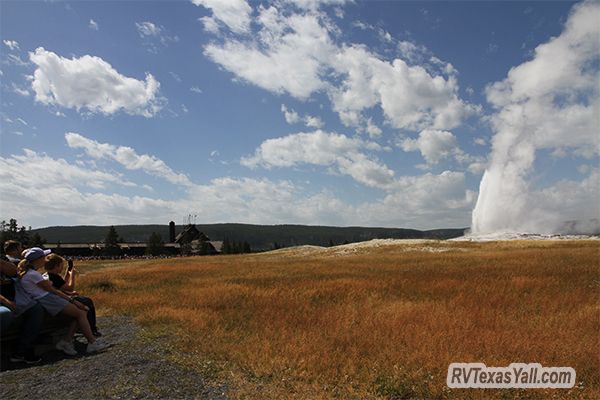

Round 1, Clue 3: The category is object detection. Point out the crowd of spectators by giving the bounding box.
[1,240,110,364]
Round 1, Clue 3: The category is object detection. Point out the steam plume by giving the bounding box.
[472,0,600,234]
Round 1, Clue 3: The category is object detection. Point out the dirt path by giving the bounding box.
[0,316,228,400]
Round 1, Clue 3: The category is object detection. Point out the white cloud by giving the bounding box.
[5,54,29,66]
[65,132,192,187]
[281,104,324,128]
[0,149,135,192]
[330,45,479,131]
[190,86,203,94]
[364,171,475,228]
[136,21,162,37]
[365,118,382,138]
[473,137,487,146]
[286,0,349,11]
[204,8,335,100]
[281,104,300,124]
[135,21,179,50]
[29,48,163,117]
[1,137,473,229]
[202,3,478,133]
[3,40,20,51]
[12,84,30,97]
[192,0,253,34]
[241,130,394,189]
[473,0,600,234]
[16,117,28,126]
[304,115,324,129]
[89,19,99,31]
[400,129,460,165]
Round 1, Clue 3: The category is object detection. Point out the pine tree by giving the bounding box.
[104,226,122,256]
[222,237,231,254]
[30,233,45,247]
[243,241,251,253]
[146,232,164,256]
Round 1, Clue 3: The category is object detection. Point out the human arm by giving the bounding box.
[0,259,17,277]
[0,294,16,311]
[62,267,76,292]
[36,279,88,311]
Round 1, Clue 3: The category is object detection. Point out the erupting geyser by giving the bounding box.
[471,0,600,235]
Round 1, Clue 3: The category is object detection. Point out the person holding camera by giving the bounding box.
[44,254,101,337]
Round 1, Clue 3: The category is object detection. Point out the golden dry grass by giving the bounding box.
[77,240,599,399]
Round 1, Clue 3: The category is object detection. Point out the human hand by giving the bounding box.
[4,300,17,311]
[73,300,89,311]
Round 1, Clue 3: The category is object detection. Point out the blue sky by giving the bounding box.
[1,0,598,231]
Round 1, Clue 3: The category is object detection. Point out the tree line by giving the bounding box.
[0,219,46,254]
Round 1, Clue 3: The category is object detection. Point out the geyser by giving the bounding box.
[471,0,600,235]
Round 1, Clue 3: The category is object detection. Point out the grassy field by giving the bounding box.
[77,240,599,399]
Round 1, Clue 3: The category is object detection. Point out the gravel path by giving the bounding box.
[1,316,228,400]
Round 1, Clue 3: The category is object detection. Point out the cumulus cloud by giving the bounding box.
[205,8,335,99]
[201,2,478,133]
[400,129,461,165]
[241,130,394,188]
[3,40,20,51]
[65,132,192,187]
[1,136,472,229]
[29,48,163,117]
[192,0,253,34]
[472,0,600,234]
[365,171,475,228]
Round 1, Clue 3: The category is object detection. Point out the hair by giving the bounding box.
[17,259,31,278]
[4,240,22,254]
[45,254,65,272]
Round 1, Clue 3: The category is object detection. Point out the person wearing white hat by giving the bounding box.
[18,248,110,355]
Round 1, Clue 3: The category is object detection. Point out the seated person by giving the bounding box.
[18,248,109,355]
[44,254,101,337]
[4,240,23,264]
[0,256,44,364]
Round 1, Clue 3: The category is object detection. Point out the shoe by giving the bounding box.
[86,339,111,353]
[24,354,42,364]
[92,330,102,337]
[9,354,24,363]
[56,339,78,356]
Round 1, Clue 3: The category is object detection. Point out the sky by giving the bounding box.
[0,0,598,231]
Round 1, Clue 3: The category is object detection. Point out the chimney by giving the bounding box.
[169,221,176,243]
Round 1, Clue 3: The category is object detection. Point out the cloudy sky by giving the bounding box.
[1,0,597,230]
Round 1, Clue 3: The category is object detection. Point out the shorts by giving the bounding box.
[37,294,70,316]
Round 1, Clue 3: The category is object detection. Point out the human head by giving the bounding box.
[45,253,66,273]
[4,240,23,257]
[23,247,51,269]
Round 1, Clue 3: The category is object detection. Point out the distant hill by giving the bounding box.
[32,223,467,251]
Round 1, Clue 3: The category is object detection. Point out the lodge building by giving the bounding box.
[44,222,222,257]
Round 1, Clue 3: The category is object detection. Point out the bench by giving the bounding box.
[1,313,72,359]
